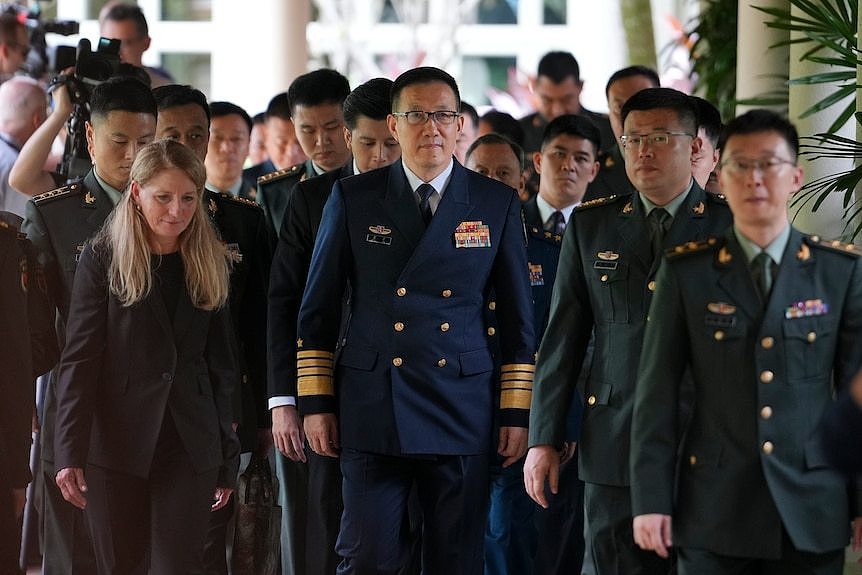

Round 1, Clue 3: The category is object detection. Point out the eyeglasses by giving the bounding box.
[619,132,693,148]
[391,110,460,125]
[720,157,795,176]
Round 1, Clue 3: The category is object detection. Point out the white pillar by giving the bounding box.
[210,0,307,115]
[735,0,789,115]
[787,3,853,239]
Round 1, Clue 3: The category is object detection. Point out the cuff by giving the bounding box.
[268,396,297,410]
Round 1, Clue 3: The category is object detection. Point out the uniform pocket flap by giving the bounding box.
[804,437,830,470]
[783,317,830,340]
[338,346,378,371]
[459,349,493,376]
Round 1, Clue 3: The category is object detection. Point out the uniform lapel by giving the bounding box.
[382,160,425,249]
[764,228,814,319]
[83,171,117,233]
[715,230,761,322]
[664,183,707,251]
[616,195,652,273]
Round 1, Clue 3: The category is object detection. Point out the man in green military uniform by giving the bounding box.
[523,88,733,575]
[256,69,351,236]
[631,109,862,574]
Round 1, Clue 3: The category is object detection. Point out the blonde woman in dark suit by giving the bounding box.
[54,140,240,574]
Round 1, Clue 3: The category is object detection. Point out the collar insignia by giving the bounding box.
[692,201,705,215]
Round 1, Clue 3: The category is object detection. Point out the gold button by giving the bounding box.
[648,280,656,292]
[689,455,697,466]
[392,357,403,366]
[442,289,452,298]
[487,327,496,336]
[587,395,597,406]
[714,330,724,341]
[437,358,447,367]
[761,336,774,349]
[806,331,816,343]
[762,441,774,455]
[760,370,774,384]
[396,287,407,297]
[488,300,496,310]
[601,274,609,282]
[440,322,450,332]
[761,406,773,419]
[394,322,404,332]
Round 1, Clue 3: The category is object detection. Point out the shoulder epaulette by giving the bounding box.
[575,194,624,212]
[806,234,862,257]
[257,163,302,185]
[666,237,721,259]
[217,192,261,210]
[32,182,81,204]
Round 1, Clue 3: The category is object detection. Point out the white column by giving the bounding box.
[787,3,853,239]
[735,0,788,115]
[210,0,307,115]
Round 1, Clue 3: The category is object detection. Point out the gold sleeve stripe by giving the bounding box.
[501,380,532,391]
[297,367,332,377]
[500,389,532,410]
[501,363,535,373]
[298,375,333,397]
[297,358,333,368]
[500,372,534,382]
[297,349,334,359]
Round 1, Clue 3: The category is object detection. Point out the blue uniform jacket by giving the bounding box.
[296,160,535,456]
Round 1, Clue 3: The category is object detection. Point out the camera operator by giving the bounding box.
[0,12,29,82]
[100,2,173,88]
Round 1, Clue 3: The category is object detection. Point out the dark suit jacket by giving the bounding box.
[520,109,615,155]
[528,184,732,486]
[297,160,535,456]
[22,170,113,463]
[204,190,275,449]
[584,145,634,201]
[54,244,240,487]
[820,390,862,474]
[632,228,862,557]
[243,159,276,188]
[0,226,33,488]
[268,163,353,400]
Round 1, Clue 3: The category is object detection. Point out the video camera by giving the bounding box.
[1,2,79,79]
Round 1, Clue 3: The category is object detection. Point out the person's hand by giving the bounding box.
[50,68,74,117]
[498,426,528,468]
[12,488,26,520]
[852,516,862,563]
[211,487,233,511]
[523,445,560,508]
[271,405,306,462]
[633,514,673,558]
[55,467,87,509]
[559,441,577,465]
[304,413,339,458]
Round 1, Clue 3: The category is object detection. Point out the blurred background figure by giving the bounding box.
[0,77,47,216]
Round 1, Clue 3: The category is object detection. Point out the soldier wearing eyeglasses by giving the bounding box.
[631,109,862,574]
[524,87,732,575]
[296,66,535,573]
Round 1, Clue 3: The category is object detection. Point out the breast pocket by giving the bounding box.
[593,263,629,324]
[783,317,833,383]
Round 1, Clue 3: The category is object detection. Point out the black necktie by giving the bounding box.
[547,210,566,235]
[648,208,671,259]
[751,252,775,302]
[417,183,435,226]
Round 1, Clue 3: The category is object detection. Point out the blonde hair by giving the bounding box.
[96,139,230,310]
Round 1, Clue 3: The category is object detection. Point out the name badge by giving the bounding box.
[366,234,392,246]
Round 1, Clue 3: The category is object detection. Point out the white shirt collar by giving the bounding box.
[535,193,577,228]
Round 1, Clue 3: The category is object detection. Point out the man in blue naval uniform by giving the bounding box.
[632,110,862,574]
[524,88,733,575]
[296,67,535,574]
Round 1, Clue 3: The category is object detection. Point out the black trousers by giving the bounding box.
[0,472,23,575]
[532,451,585,574]
[84,418,218,575]
[337,449,489,575]
[584,482,671,575]
[37,465,97,575]
[679,535,844,575]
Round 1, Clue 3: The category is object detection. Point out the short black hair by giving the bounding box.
[265,92,290,121]
[152,84,210,126]
[343,77,392,130]
[605,65,660,98]
[391,66,460,111]
[479,110,525,147]
[540,114,601,155]
[460,101,479,126]
[537,51,580,84]
[287,68,350,115]
[465,133,524,168]
[252,112,266,126]
[210,101,252,132]
[621,87,698,135]
[89,76,157,121]
[719,109,799,161]
[690,96,722,148]
[103,3,149,38]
